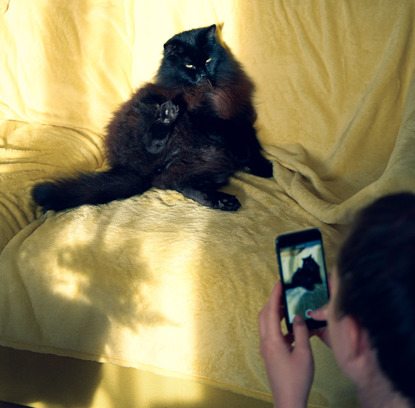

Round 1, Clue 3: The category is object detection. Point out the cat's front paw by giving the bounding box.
[146,136,169,154]
[158,100,179,124]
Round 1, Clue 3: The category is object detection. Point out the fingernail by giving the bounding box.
[311,305,329,319]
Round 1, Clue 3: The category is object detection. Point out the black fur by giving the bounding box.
[286,255,322,291]
[32,25,273,212]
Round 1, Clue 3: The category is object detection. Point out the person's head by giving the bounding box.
[329,192,415,406]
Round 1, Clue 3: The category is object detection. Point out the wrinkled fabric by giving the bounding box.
[1,1,414,406]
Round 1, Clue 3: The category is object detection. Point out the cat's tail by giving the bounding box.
[32,167,150,213]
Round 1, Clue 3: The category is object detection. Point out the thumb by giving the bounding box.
[310,304,328,321]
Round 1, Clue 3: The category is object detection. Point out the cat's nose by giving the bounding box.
[196,72,209,84]
[198,69,209,79]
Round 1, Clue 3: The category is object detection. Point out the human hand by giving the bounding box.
[258,281,314,408]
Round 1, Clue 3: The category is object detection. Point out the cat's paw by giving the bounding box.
[146,136,169,154]
[159,100,179,124]
[212,192,241,212]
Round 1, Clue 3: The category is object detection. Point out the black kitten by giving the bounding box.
[287,255,322,291]
[33,25,273,212]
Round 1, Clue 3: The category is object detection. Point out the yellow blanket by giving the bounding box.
[1,1,415,406]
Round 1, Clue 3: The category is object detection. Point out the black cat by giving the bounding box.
[286,255,322,291]
[33,24,272,213]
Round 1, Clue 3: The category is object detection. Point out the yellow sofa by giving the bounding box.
[1,1,415,407]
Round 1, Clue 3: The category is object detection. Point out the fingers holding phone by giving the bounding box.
[258,281,315,408]
[258,229,333,406]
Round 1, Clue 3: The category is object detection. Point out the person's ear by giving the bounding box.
[342,316,374,379]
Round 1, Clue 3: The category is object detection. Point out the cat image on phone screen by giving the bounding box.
[276,229,330,332]
[285,255,322,291]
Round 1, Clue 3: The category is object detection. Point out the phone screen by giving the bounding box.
[276,229,329,332]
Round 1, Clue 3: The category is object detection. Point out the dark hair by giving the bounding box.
[336,192,415,405]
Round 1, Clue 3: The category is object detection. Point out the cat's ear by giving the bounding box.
[163,40,182,56]
[204,24,217,42]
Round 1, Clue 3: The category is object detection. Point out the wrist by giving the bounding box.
[273,400,307,408]
[272,391,308,408]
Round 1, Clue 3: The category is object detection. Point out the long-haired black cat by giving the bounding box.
[33,24,273,212]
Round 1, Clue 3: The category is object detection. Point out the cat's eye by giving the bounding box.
[185,64,195,69]
[206,58,212,64]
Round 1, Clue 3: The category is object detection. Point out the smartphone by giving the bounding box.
[275,228,330,332]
